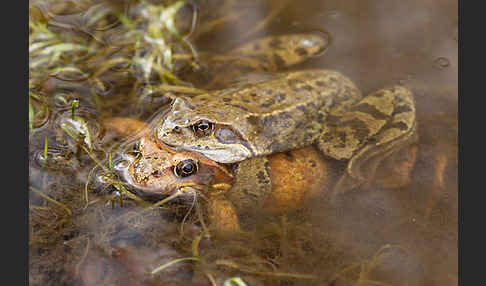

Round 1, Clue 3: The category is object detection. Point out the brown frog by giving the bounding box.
[103,33,418,231]
[156,33,418,193]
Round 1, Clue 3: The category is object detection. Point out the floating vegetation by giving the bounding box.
[28,80,50,131]
[29,20,96,82]
[129,0,190,83]
[29,0,196,120]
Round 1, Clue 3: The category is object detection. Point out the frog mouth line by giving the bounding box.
[163,141,229,153]
[131,185,204,207]
[154,139,178,150]
[124,181,207,200]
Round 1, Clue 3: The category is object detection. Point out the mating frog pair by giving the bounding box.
[108,33,418,232]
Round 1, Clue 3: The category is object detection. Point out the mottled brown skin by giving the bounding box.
[191,33,329,89]
[263,146,329,213]
[158,73,417,195]
[206,146,330,232]
[157,34,418,193]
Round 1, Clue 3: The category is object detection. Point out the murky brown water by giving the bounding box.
[29,0,458,285]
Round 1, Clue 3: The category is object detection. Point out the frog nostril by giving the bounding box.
[173,126,181,133]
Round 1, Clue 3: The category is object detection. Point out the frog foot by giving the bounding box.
[331,141,419,201]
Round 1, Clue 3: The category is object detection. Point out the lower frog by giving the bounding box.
[104,117,330,233]
[156,35,418,194]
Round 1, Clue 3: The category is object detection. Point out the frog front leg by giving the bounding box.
[226,147,330,218]
[317,86,418,195]
[206,194,242,235]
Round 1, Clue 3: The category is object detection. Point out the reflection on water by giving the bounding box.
[29,0,457,285]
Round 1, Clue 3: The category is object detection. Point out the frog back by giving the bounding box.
[213,69,360,157]
[159,69,361,162]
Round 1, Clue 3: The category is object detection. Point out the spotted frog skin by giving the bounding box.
[157,34,418,187]
[186,33,329,89]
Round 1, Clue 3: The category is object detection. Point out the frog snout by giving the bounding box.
[156,128,173,142]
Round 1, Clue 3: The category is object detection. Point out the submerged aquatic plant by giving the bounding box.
[151,256,201,274]
[126,0,194,84]
[29,20,95,82]
[60,115,93,151]
[28,79,50,131]
[71,99,79,119]
[330,244,409,286]
[223,277,248,286]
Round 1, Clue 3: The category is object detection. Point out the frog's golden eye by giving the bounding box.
[133,141,140,151]
[192,120,214,137]
[129,141,140,156]
[174,159,198,177]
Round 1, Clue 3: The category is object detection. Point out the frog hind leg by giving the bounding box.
[228,33,330,71]
[203,33,330,89]
[317,85,418,195]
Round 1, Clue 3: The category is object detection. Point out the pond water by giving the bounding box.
[29,0,458,285]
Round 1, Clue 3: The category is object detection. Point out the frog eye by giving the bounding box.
[133,141,140,151]
[174,159,198,177]
[192,120,214,137]
[129,141,140,155]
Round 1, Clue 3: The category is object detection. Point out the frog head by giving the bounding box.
[156,97,257,163]
[126,136,233,196]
